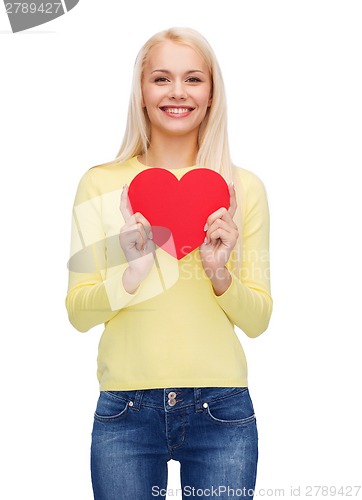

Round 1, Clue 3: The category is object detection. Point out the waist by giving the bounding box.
[101,386,247,412]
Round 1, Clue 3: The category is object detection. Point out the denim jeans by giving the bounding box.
[91,387,258,499]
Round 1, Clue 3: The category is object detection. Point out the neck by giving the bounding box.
[139,132,199,169]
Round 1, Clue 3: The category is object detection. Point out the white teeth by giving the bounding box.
[162,108,191,114]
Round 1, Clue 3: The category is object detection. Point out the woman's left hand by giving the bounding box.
[199,182,239,290]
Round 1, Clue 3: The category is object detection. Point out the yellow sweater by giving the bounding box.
[65,156,272,390]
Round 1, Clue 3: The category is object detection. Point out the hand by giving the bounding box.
[199,182,239,292]
[119,184,156,293]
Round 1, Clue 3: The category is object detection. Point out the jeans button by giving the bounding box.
[168,392,177,398]
[168,399,177,406]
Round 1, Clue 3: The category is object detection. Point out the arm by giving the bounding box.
[65,170,141,333]
[215,170,272,337]
[201,168,273,338]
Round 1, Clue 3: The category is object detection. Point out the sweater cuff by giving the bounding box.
[212,270,243,308]
[103,267,140,311]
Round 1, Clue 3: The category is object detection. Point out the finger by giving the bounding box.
[204,207,228,230]
[206,227,229,246]
[204,207,237,232]
[207,218,236,235]
[209,229,239,251]
[130,221,148,250]
[132,216,154,249]
[205,222,236,245]
[120,184,133,222]
[228,182,237,219]
[121,222,148,252]
[136,222,147,252]
[131,212,153,240]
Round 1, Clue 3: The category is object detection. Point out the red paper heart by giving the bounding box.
[127,168,230,260]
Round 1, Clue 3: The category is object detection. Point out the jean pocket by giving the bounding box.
[94,391,131,422]
[204,388,256,426]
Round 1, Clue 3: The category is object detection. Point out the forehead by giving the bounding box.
[144,41,209,73]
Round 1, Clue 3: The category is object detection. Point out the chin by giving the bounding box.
[161,123,201,137]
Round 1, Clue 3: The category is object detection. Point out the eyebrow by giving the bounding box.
[150,69,205,74]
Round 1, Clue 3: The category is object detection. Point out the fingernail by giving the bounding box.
[148,231,153,240]
[204,223,208,231]
[204,236,208,245]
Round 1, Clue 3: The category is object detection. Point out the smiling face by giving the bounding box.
[141,41,213,140]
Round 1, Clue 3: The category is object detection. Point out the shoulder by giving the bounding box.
[232,164,268,196]
[73,157,136,204]
[231,164,269,216]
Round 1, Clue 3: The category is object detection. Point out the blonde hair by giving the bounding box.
[111,27,244,276]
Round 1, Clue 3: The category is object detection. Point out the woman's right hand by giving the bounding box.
[119,184,156,293]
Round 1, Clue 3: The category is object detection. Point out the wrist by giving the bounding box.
[122,266,141,294]
[208,266,232,296]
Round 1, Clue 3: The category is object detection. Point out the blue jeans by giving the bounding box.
[91,387,258,499]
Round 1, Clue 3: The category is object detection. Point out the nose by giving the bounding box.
[168,80,187,100]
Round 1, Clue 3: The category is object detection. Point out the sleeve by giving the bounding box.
[65,169,141,333]
[213,169,273,338]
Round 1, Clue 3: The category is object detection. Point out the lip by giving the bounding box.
[159,106,195,118]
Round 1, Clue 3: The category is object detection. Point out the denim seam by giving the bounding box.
[94,402,130,422]
[202,387,248,405]
[205,409,256,426]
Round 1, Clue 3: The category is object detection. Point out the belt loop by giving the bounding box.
[194,388,203,413]
[131,390,144,411]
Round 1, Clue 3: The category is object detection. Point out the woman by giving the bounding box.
[66,27,273,500]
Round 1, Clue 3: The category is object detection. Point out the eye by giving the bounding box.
[186,77,202,83]
[154,77,170,83]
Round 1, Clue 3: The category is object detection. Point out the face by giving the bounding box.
[141,41,213,139]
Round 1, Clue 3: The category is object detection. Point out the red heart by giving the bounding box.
[127,168,230,260]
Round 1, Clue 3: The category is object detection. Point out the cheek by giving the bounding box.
[141,91,148,109]
[197,88,213,108]
[142,86,163,109]
[141,86,153,109]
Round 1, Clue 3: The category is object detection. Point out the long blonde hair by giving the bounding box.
[110,27,244,275]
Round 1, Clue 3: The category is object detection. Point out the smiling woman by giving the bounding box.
[140,41,212,143]
[65,26,272,500]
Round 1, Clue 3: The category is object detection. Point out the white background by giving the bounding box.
[1,1,361,498]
